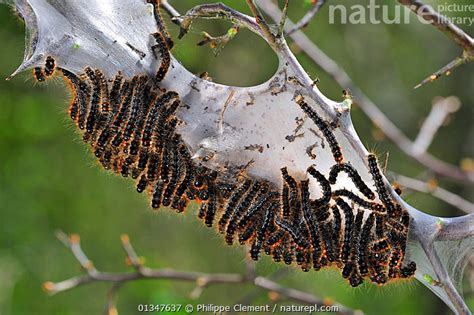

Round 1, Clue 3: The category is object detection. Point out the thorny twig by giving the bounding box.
[44,232,360,315]
[257,0,474,184]
[397,0,474,53]
[413,53,472,89]
[398,0,474,88]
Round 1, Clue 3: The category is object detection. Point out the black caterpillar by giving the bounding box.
[31,0,415,287]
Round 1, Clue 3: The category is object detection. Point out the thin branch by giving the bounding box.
[42,232,359,315]
[398,0,474,88]
[412,96,460,155]
[104,282,122,315]
[120,234,144,271]
[414,52,473,89]
[254,276,351,314]
[258,0,474,184]
[397,0,474,53]
[160,0,182,26]
[55,231,98,275]
[288,0,327,34]
[277,0,289,37]
[395,174,474,214]
[236,268,289,306]
[245,0,277,47]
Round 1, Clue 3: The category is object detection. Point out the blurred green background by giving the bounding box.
[0,0,473,314]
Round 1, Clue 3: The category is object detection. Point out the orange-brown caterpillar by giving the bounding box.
[152,32,171,82]
[295,95,343,163]
[329,163,375,200]
[31,1,416,287]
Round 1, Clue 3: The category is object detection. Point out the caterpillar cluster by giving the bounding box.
[31,0,415,287]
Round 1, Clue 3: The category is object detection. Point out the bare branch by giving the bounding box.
[398,0,474,87]
[412,96,461,155]
[253,276,356,315]
[257,0,474,184]
[414,52,473,89]
[44,232,360,315]
[104,282,122,315]
[395,174,474,214]
[288,0,327,34]
[120,234,144,271]
[160,0,182,26]
[277,0,289,37]
[397,0,474,53]
[236,269,289,306]
[55,231,98,275]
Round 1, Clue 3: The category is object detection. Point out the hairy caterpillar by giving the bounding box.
[28,1,416,287]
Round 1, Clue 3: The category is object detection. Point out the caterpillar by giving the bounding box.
[328,163,375,200]
[29,1,416,287]
[295,95,343,163]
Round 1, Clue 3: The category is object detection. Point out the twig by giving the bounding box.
[160,0,182,25]
[423,242,469,314]
[254,276,348,312]
[258,0,474,184]
[277,0,289,37]
[55,231,98,275]
[104,282,122,315]
[120,234,143,270]
[397,0,474,53]
[397,0,474,88]
[413,53,473,89]
[236,268,289,306]
[288,0,327,34]
[395,174,474,214]
[412,96,460,155]
[245,0,278,47]
[44,232,360,315]
[196,26,239,56]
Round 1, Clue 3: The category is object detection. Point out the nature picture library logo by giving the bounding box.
[328,0,474,26]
